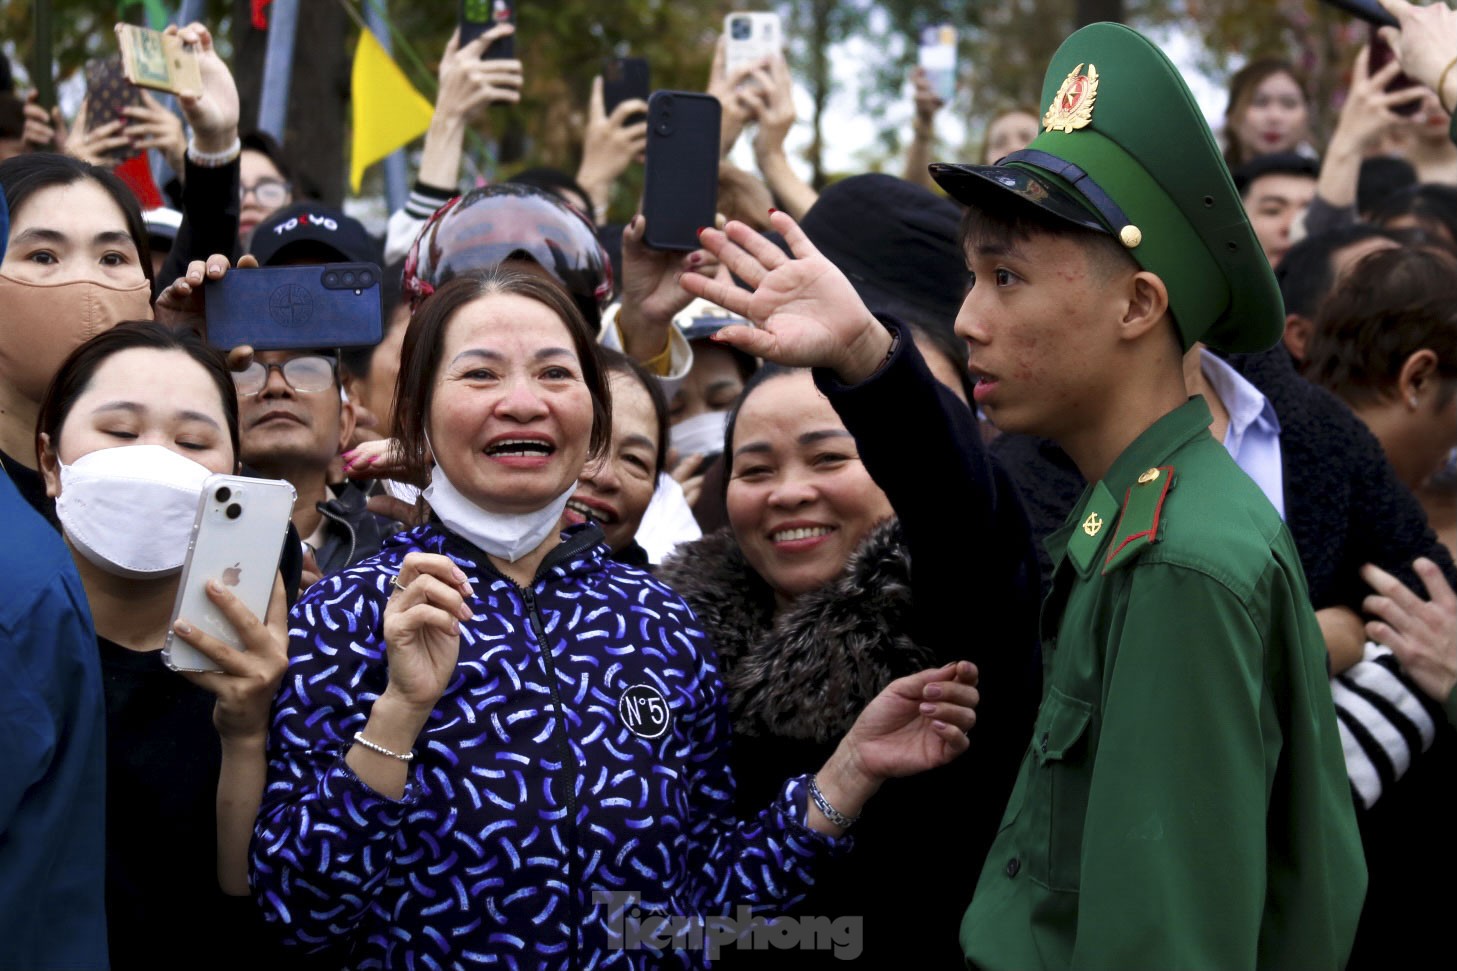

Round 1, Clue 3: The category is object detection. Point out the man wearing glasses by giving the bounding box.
[238,204,394,584]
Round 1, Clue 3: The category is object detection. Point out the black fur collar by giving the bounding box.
[657,519,932,742]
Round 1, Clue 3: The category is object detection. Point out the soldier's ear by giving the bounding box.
[1117,270,1170,344]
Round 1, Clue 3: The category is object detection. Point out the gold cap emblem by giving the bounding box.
[1082,511,1104,537]
[1119,225,1143,248]
[1138,468,1160,485]
[1043,63,1099,134]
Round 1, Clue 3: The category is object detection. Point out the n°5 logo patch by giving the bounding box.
[618,684,671,739]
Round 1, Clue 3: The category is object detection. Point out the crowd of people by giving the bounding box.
[2,0,1456,969]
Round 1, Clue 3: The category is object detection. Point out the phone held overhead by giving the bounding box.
[642,90,721,251]
[115,23,203,95]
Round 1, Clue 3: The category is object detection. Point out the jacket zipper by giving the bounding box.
[454,525,601,965]
[518,583,580,965]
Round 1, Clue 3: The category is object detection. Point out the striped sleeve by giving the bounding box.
[1331,642,1442,810]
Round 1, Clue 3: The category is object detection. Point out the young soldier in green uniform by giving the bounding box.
[930,24,1364,969]
[681,21,1365,971]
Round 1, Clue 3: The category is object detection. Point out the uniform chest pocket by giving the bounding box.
[1023,687,1094,893]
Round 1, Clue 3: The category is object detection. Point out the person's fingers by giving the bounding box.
[443,27,462,61]
[1361,561,1422,614]
[199,577,278,655]
[170,614,251,675]
[1366,55,1407,90]
[589,75,606,121]
[765,209,826,262]
[709,35,726,81]
[390,572,471,623]
[680,270,755,320]
[393,602,465,639]
[670,454,703,483]
[918,697,978,733]
[237,254,261,270]
[1413,557,1457,608]
[931,717,974,751]
[225,346,255,372]
[608,98,650,127]
[264,572,288,631]
[722,219,792,272]
[396,552,474,600]
[680,475,704,508]
[708,323,777,359]
[1364,619,1408,657]
[463,21,514,57]
[1378,83,1431,110]
[1375,25,1401,53]
[923,678,980,710]
[695,228,771,288]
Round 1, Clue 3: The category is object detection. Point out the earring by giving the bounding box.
[1410,394,1420,409]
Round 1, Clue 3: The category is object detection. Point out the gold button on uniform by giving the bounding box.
[1138,468,1160,485]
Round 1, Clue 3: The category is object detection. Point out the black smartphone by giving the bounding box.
[642,91,721,252]
[604,57,650,124]
[31,0,56,110]
[461,0,515,59]
[204,264,384,351]
[1317,0,1398,28]
[1368,25,1423,117]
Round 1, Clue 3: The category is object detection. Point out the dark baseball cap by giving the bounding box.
[248,202,382,267]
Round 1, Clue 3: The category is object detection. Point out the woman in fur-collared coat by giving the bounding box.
[659,332,1042,970]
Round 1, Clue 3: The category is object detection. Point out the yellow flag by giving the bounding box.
[350,29,435,193]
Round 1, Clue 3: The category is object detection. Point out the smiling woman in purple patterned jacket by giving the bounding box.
[250,265,981,970]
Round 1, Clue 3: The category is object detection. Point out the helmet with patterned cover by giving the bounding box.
[403,183,613,326]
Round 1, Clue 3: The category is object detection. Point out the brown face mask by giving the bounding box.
[0,272,153,402]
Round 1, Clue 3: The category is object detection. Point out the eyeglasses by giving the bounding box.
[240,177,292,208]
[234,355,337,396]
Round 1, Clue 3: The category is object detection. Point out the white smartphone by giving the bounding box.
[918,23,957,104]
[724,11,781,79]
[162,474,296,673]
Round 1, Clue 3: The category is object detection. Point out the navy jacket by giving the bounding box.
[0,466,108,970]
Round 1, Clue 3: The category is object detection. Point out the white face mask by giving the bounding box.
[423,466,576,563]
[670,410,729,458]
[55,445,213,579]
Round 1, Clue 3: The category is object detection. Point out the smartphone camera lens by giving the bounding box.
[656,122,673,137]
[731,16,751,40]
[359,271,373,287]
[225,503,243,520]
[343,271,356,286]
[214,486,232,502]
[324,272,340,287]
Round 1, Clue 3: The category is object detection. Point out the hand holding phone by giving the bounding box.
[1368,25,1424,118]
[461,0,516,60]
[603,57,651,125]
[115,23,203,96]
[82,54,143,163]
[204,263,385,352]
[724,12,781,82]
[917,24,957,105]
[164,475,295,673]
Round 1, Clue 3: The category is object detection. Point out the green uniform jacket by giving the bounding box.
[961,398,1366,970]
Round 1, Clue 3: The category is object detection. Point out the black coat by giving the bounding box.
[659,321,1042,968]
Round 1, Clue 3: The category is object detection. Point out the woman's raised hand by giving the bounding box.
[844,660,980,780]
[680,210,894,383]
[380,552,475,716]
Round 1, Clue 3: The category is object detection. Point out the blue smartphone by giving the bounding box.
[204,263,384,351]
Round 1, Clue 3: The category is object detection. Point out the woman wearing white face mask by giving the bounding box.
[252,267,982,970]
[35,322,289,970]
[0,153,156,520]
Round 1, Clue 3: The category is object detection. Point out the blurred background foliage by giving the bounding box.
[2,0,1379,213]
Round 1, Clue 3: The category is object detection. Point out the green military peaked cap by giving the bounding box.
[930,22,1283,354]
